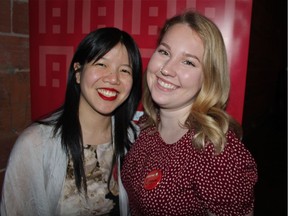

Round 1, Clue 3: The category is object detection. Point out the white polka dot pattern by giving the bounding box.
[121,124,258,216]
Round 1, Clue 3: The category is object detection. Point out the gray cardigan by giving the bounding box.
[1,120,135,215]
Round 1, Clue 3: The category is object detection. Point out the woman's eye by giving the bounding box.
[121,69,132,75]
[95,63,106,67]
[158,49,169,56]
[184,60,196,67]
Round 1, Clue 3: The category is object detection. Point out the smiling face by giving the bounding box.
[75,43,133,116]
[146,23,204,111]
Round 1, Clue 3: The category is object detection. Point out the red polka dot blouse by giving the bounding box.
[121,124,258,216]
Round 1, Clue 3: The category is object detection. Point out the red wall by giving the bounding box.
[29,0,253,123]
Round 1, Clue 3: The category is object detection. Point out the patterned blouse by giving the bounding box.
[59,142,118,215]
[121,125,258,216]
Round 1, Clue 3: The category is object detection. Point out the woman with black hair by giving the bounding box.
[1,27,142,216]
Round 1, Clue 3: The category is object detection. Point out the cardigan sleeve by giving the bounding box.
[1,125,55,216]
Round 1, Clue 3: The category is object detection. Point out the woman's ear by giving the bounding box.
[74,62,81,84]
[74,62,81,71]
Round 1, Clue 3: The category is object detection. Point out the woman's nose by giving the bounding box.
[161,60,177,77]
[103,71,120,85]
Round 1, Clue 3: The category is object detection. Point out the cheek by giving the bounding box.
[147,54,162,74]
[146,55,161,89]
[182,72,203,91]
[81,70,102,86]
[122,77,133,94]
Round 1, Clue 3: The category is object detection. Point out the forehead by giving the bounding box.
[100,43,130,62]
[161,24,204,58]
[163,23,202,42]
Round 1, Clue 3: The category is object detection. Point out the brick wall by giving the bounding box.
[0,0,30,193]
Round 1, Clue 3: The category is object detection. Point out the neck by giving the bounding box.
[158,107,191,144]
[79,103,112,146]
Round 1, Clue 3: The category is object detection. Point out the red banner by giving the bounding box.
[29,0,252,123]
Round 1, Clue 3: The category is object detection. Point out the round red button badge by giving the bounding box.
[144,169,162,190]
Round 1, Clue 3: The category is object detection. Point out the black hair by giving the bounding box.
[39,27,142,193]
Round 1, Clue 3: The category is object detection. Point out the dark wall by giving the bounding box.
[242,0,287,215]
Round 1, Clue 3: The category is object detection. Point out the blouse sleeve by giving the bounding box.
[1,125,53,216]
[195,131,258,216]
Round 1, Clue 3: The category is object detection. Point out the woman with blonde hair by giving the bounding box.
[122,10,257,216]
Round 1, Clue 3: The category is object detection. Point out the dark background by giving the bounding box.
[241,0,287,215]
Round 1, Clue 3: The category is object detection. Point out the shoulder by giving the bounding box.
[10,123,59,159]
[200,130,257,173]
[6,123,65,175]
[193,129,258,187]
[223,130,256,167]
[16,123,54,146]
[192,130,257,214]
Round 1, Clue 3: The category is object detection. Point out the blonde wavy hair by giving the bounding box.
[142,10,242,154]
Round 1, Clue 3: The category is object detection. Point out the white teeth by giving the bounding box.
[97,89,117,97]
[158,79,177,90]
